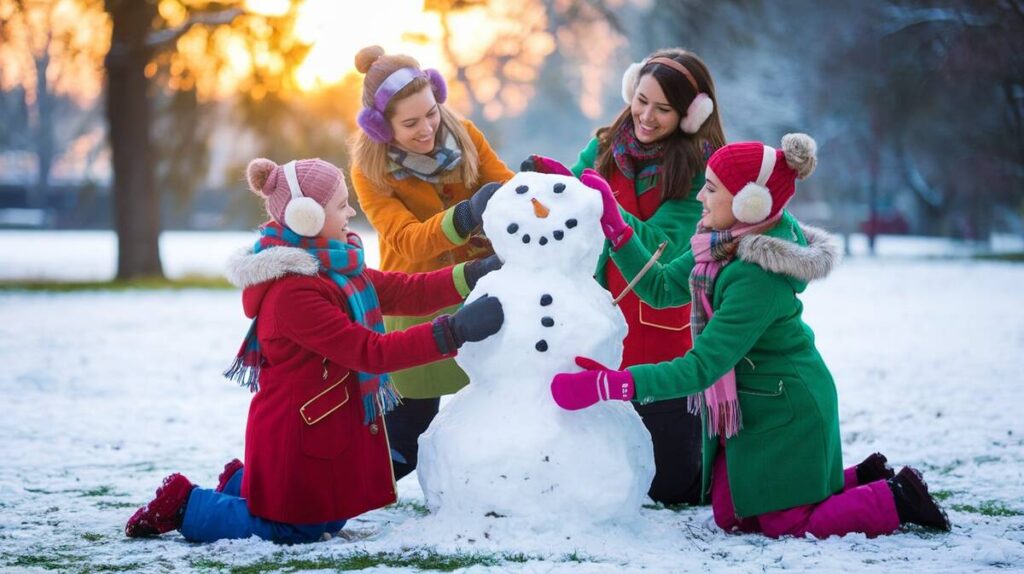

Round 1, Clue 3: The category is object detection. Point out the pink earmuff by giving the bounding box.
[621,56,714,135]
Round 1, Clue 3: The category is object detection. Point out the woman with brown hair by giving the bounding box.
[350,45,513,481]
[527,47,725,506]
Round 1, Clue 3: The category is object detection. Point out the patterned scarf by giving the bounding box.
[224,222,399,425]
[387,128,462,183]
[687,213,783,438]
[611,117,664,195]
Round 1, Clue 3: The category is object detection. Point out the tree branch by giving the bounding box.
[145,7,243,49]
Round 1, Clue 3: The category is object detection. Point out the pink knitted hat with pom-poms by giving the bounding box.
[247,158,343,235]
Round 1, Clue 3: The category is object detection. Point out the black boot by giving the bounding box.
[856,452,895,484]
[887,467,951,531]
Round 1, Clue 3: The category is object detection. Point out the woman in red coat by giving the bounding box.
[124,157,503,543]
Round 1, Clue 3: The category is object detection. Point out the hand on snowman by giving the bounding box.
[580,169,633,250]
[432,295,504,355]
[463,254,503,290]
[452,182,502,238]
[520,154,573,176]
[550,356,635,411]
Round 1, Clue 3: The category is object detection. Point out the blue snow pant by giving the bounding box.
[384,396,440,480]
[179,469,346,544]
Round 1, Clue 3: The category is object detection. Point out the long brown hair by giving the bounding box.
[351,46,479,192]
[595,48,726,200]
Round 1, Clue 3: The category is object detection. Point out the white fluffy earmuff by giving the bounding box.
[731,145,778,224]
[732,183,772,224]
[281,161,325,237]
[621,56,714,134]
[621,60,646,105]
[681,93,714,135]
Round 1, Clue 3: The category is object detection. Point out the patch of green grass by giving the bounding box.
[192,549,560,573]
[80,532,105,542]
[81,485,121,497]
[951,500,1024,517]
[8,550,143,573]
[931,489,957,502]
[974,252,1024,262]
[95,501,137,510]
[11,553,68,570]
[390,499,430,516]
[0,275,233,292]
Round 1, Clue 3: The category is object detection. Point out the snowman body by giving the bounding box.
[417,172,655,527]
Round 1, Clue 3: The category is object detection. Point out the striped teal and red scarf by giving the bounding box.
[687,213,782,438]
[224,222,399,425]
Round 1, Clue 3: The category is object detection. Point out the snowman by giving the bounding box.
[417,170,655,529]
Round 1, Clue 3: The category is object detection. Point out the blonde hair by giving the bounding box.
[351,46,479,192]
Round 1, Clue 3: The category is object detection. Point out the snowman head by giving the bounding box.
[483,172,604,271]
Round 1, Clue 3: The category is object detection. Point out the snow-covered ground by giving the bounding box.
[0,231,1022,573]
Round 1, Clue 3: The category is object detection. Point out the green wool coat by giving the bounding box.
[611,211,845,517]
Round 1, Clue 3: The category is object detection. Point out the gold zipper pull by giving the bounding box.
[322,357,329,381]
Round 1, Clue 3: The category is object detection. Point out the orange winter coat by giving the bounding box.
[351,119,513,397]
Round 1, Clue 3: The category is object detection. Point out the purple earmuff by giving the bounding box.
[424,68,448,104]
[357,107,393,144]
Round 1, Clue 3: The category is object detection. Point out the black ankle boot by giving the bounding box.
[856,452,895,484]
[887,467,951,531]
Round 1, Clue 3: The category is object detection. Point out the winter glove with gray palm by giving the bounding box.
[431,295,504,354]
[451,182,502,237]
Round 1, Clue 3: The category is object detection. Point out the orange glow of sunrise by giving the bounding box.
[247,0,498,92]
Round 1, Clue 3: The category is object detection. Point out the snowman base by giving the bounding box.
[418,385,654,529]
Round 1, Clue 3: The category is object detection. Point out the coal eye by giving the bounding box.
[507,223,519,234]
[516,185,529,194]
[553,183,565,194]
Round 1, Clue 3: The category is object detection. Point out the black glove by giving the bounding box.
[464,254,503,290]
[432,295,503,354]
[452,182,502,237]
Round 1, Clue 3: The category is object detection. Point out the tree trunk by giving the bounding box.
[105,0,163,279]
[33,45,53,209]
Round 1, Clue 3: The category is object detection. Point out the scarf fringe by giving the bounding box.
[362,381,402,425]
[688,393,742,439]
[223,356,260,393]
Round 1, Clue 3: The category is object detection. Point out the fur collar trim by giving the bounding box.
[736,225,842,282]
[225,246,319,288]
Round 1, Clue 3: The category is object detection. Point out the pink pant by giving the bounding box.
[711,448,900,538]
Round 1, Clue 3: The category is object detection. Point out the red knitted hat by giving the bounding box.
[247,158,343,236]
[706,134,817,224]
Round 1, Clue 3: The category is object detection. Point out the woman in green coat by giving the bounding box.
[550,135,951,538]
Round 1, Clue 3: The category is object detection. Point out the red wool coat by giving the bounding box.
[235,256,463,525]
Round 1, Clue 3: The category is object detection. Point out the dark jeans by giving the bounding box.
[634,398,703,505]
[384,396,440,480]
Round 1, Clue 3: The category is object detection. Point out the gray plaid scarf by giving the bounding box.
[387,129,462,183]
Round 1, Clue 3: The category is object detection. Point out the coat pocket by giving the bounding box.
[638,302,690,332]
[299,373,355,460]
[736,375,794,434]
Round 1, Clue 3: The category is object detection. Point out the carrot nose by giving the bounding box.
[531,198,550,219]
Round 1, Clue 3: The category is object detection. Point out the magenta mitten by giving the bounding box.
[520,154,573,176]
[550,356,635,411]
[580,169,632,249]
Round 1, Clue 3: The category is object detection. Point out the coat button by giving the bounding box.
[369,423,379,435]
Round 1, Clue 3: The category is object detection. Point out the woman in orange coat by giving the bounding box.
[350,46,514,480]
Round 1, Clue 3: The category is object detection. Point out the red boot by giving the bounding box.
[215,459,243,493]
[125,473,194,537]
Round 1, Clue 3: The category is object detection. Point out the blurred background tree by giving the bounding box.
[0,0,1022,273]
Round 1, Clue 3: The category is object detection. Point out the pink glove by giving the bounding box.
[550,356,635,411]
[580,168,632,250]
[520,154,573,176]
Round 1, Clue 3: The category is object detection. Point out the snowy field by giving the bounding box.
[0,230,1023,573]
